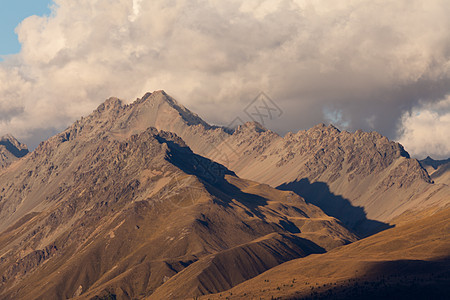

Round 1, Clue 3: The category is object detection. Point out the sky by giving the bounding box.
[0,0,449,159]
[0,0,53,56]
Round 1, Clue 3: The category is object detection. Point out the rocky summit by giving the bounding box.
[0,91,448,299]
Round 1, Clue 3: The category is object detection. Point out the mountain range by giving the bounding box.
[0,90,448,299]
[87,91,448,236]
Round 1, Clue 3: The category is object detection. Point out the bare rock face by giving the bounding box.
[0,135,29,169]
[0,95,356,299]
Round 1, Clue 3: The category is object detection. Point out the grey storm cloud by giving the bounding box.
[0,0,449,158]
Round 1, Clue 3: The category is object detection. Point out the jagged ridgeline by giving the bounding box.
[0,92,356,299]
[0,91,448,299]
[62,90,447,236]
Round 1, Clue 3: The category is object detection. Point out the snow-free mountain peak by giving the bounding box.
[136,90,211,128]
[0,95,356,299]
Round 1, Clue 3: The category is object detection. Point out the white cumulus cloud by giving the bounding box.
[0,0,449,158]
[398,97,450,159]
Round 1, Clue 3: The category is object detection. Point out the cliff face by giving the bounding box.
[0,93,356,299]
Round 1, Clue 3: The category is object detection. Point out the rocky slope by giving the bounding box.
[0,134,28,169]
[0,98,356,299]
[221,123,449,236]
[96,91,449,236]
[1,90,448,299]
[204,207,450,299]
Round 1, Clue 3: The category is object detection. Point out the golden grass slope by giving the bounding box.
[204,207,450,299]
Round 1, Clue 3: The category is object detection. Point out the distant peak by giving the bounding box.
[135,90,178,106]
[141,92,153,100]
[237,121,268,133]
[1,134,25,148]
[154,89,167,95]
[419,156,450,169]
[134,90,211,128]
[421,156,448,163]
[310,123,340,133]
[137,90,168,101]
[96,97,124,113]
[105,97,123,106]
[328,124,341,132]
[1,134,17,142]
[0,134,29,158]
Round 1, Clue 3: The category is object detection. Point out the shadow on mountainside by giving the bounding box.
[0,139,28,158]
[304,257,450,300]
[277,178,393,237]
[159,132,381,237]
[162,136,274,220]
[164,136,324,234]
